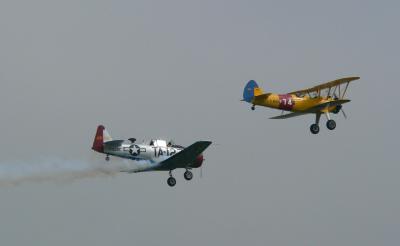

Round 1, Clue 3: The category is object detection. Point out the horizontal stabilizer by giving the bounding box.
[254,93,272,100]
[104,140,125,147]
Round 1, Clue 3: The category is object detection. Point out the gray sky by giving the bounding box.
[0,0,399,245]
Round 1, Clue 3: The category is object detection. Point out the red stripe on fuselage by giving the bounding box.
[278,94,294,110]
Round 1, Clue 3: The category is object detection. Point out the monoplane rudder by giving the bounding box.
[92,125,113,153]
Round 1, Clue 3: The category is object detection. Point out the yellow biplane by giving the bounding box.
[242,77,360,134]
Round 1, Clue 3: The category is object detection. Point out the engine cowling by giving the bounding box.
[191,154,204,168]
[332,105,342,114]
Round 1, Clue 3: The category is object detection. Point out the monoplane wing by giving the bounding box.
[158,141,212,170]
[270,99,351,119]
[288,77,360,95]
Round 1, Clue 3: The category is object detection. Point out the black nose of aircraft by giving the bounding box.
[193,154,204,168]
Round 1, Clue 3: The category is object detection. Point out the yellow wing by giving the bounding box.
[288,77,360,95]
[270,99,351,119]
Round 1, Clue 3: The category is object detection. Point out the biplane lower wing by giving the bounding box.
[270,99,351,119]
[270,111,309,119]
[310,99,351,112]
[157,141,212,170]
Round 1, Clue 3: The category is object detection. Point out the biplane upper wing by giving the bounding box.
[288,77,360,95]
[270,99,351,119]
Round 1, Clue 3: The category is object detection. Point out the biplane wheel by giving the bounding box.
[310,124,320,134]
[167,177,176,187]
[105,156,110,161]
[326,120,336,130]
[251,105,255,111]
[184,170,193,181]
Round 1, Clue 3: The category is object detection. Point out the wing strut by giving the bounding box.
[342,82,350,99]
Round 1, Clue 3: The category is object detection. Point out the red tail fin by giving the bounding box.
[92,125,105,153]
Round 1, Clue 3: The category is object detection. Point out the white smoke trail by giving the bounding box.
[0,157,121,187]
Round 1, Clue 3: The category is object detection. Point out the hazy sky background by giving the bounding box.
[0,0,399,245]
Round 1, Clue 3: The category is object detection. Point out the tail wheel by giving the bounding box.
[326,120,336,130]
[310,124,320,134]
[184,170,193,181]
[167,177,176,187]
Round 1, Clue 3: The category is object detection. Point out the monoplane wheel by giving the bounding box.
[310,124,320,134]
[326,120,336,130]
[251,105,255,111]
[167,177,176,187]
[105,156,110,161]
[184,170,193,181]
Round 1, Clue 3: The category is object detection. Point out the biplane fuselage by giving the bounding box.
[242,77,360,134]
[252,93,346,113]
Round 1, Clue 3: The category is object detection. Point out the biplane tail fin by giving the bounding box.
[243,80,264,103]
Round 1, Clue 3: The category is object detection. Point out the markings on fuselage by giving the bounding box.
[123,145,178,158]
[128,145,146,156]
[278,94,295,110]
[153,147,176,157]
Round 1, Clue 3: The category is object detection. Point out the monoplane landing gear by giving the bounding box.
[184,170,193,181]
[326,119,336,130]
[105,155,110,161]
[251,105,255,111]
[167,170,176,187]
[310,113,321,134]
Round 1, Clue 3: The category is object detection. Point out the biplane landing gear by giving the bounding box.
[325,112,336,130]
[167,170,176,187]
[326,120,336,130]
[310,113,321,134]
[184,170,193,181]
[105,155,110,161]
[251,105,255,111]
[310,124,320,134]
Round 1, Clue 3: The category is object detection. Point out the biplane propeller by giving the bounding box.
[242,77,360,134]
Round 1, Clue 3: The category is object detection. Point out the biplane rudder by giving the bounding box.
[243,80,264,103]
